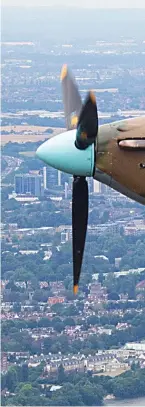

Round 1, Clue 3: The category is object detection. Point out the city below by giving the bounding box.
[1,6,145,407]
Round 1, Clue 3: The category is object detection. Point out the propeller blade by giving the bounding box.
[60,64,82,130]
[76,91,98,149]
[72,176,88,294]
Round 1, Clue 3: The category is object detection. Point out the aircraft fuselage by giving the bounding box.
[95,116,145,205]
[36,116,145,205]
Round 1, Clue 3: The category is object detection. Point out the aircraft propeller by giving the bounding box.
[60,65,98,294]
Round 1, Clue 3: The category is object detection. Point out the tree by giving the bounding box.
[43,337,53,353]
[5,281,19,291]
[65,290,75,301]
[57,264,72,279]
[33,289,49,302]
[108,292,120,301]
[131,361,140,371]
[4,198,21,211]
[64,317,76,327]
[87,315,99,326]
[57,364,66,384]
[63,383,83,406]
[37,317,51,328]
[98,273,105,284]
[100,210,109,223]
[120,226,124,236]
[49,395,69,406]
[12,383,42,406]
[6,367,18,392]
[13,267,35,282]
[54,322,65,333]
[64,276,71,290]
[21,364,29,382]
[1,374,6,391]
[13,303,21,313]
[77,382,104,406]
[12,234,19,244]
[51,303,64,314]
[67,304,77,316]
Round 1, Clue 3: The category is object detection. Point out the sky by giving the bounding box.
[2,0,145,7]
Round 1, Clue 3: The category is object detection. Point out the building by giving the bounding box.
[61,232,69,244]
[136,280,145,292]
[88,282,107,302]
[115,257,122,268]
[64,182,68,199]
[93,180,101,193]
[100,183,107,194]
[44,352,129,378]
[87,177,94,193]
[93,180,109,194]
[43,166,47,190]
[47,297,65,305]
[45,357,85,376]
[124,342,145,352]
[43,167,61,190]
[89,282,101,295]
[15,174,43,196]
[1,353,8,373]
[49,281,65,295]
[58,170,61,186]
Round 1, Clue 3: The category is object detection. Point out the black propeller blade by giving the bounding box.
[76,91,98,150]
[72,176,88,294]
[60,65,99,293]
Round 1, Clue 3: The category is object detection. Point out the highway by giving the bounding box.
[1,155,23,183]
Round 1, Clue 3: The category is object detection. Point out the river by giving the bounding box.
[105,396,145,406]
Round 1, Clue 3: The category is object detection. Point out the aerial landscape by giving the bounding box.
[1,5,145,406]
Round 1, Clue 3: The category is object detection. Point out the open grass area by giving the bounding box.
[19,151,36,157]
[1,126,65,145]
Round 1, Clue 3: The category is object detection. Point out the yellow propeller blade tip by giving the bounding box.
[89,91,96,104]
[71,115,78,127]
[73,285,79,295]
[81,131,87,140]
[60,64,68,81]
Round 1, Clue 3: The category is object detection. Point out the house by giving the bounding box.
[136,280,145,291]
[1,353,8,373]
[48,297,65,305]
[45,356,85,376]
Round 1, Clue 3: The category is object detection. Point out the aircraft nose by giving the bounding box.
[36,141,50,164]
[36,130,94,177]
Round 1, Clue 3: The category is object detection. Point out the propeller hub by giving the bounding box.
[36,130,95,177]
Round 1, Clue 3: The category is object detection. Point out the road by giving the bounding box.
[1,155,23,182]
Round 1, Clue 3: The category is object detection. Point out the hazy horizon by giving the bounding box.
[2,0,145,8]
[2,6,145,44]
